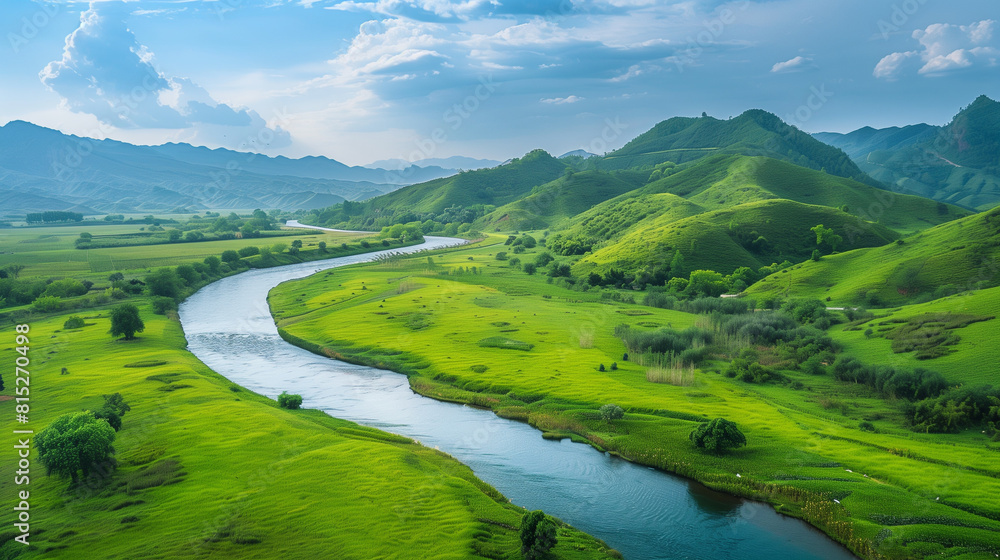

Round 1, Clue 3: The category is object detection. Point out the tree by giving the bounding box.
[221,250,240,264]
[203,255,221,273]
[109,303,144,340]
[108,272,125,282]
[668,250,685,278]
[810,224,843,253]
[599,404,624,422]
[5,264,26,279]
[318,241,327,253]
[278,392,303,409]
[145,268,183,298]
[36,412,116,484]
[689,418,747,453]
[95,393,130,431]
[291,239,303,250]
[520,510,557,559]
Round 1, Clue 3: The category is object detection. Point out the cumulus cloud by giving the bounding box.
[770,55,812,73]
[874,19,999,80]
[39,1,290,149]
[540,95,584,104]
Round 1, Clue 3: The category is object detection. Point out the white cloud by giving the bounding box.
[875,19,999,79]
[540,95,584,104]
[39,1,290,149]
[872,51,917,80]
[770,55,812,73]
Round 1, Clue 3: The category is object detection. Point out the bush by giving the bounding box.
[151,296,177,315]
[599,404,625,421]
[278,392,303,410]
[221,250,240,264]
[32,295,62,312]
[689,418,747,453]
[237,246,260,257]
[63,316,85,329]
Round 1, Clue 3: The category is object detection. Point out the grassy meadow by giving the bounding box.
[0,225,621,560]
[270,233,1000,560]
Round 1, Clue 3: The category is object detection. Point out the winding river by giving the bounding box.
[178,235,858,560]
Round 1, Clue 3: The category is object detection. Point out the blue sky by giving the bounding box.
[1,0,996,165]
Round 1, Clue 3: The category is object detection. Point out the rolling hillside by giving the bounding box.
[476,169,648,231]
[573,199,899,277]
[556,155,967,247]
[594,109,878,186]
[746,204,1000,306]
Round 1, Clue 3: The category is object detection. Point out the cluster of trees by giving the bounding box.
[306,200,491,234]
[26,211,83,223]
[908,385,1000,434]
[832,356,948,401]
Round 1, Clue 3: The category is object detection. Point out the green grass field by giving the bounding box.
[0,224,369,280]
[270,234,1000,560]
[0,231,621,560]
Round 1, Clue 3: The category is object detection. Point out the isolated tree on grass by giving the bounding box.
[109,303,144,341]
[36,412,116,484]
[689,418,747,453]
[520,510,558,559]
[810,224,843,254]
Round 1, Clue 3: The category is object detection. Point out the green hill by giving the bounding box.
[476,169,648,231]
[594,109,878,186]
[307,150,568,229]
[554,155,966,255]
[745,204,1000,306]
[573,199,898,278]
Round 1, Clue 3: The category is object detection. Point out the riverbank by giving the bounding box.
[268,234,1000,560]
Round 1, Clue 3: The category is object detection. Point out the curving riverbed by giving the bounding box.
[178,236,858,560]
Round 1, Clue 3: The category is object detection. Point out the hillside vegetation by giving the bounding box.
[746,204,1000,307]
[574,199,899,278]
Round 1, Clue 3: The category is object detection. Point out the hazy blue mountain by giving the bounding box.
[813,124,937,160]
[813,95,1000,210]
[363,156,501,171]
[0,121,456,214]
[559,149,599,159]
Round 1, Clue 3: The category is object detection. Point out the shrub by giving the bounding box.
[237,246,260,257]
[221,250,240,264]
[599,404,625,421]
[151,296,177,315]
[32,295,62,312]
[278,392,303,410]
[689,418,747,453]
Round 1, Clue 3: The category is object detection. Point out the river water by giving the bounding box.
[178,236,858,560]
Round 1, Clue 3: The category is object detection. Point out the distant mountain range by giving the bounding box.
[363,156,502,171]
[814,95,1000,210]
[0,121,464,215]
